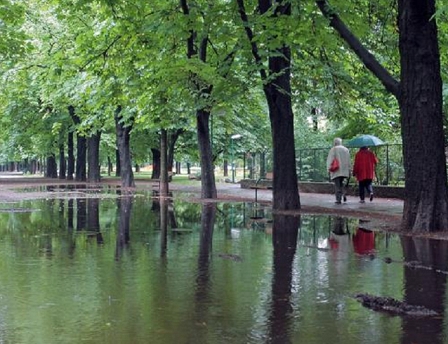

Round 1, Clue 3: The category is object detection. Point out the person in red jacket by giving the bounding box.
[352,146,378,203]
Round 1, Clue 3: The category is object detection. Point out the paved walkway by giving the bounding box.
[211,182,404,219]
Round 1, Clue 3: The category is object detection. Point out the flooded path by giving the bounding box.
[0,189,444,343]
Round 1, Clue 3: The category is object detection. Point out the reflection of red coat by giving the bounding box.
[353,228,375,254]
[353,149,378,181]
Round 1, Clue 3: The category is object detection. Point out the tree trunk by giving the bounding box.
[68,106,86,181]
[168,128,184,173]
[151,148,160,179]
[45,154,58,178]
[181,0,216,199]
[88,132,102,183]
[197,109,217,199]
[58,143,66,179]
[115,149,120,177]
[75,135,87,181]
[238,0,299,211]
[398,0,448,232]
[67,130,74,180]
[160,129,169,196]
[107,156,113,176]
[115,106,135,187]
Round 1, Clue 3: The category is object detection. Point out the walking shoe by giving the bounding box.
[360,200,365,203]
[335,201,341,204]
[370,193,374,202]
[343,195,347,202]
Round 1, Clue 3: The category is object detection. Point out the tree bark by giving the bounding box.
[87,132,102,183]
[75,135,87,182]
[67,130,74,180]
[69,107,87,182]
[397,0,448,232]
[58,143,66,179]
[197,109,217,198]
[115,149,120,177]
[160,129,169,196]
[45,154,58,178]
[151,148,160,179]
[115,106,135,187]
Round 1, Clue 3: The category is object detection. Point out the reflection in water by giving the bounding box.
[76,199,87,231]
[160,198,168,257]
[268,214,300,344]
[192,204,216,343]
[400,237,448,344]
[352,227,375,255]
[87,198,103,244]
[4,198,448,343]
[115,196,132,260]
[328,216,350,251]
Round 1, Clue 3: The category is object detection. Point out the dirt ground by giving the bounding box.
[0,176,445,240]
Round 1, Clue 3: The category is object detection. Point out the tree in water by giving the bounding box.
[317,0,448,232]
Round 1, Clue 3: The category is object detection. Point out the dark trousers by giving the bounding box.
[333,177,346,202]
[358,179,373,200]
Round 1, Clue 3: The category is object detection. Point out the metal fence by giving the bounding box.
[243,144,404,185]
[297,144,404,185]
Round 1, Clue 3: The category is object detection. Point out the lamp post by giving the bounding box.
[231,134,242,183]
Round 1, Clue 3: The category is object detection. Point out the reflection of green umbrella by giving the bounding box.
[346,134,385,148]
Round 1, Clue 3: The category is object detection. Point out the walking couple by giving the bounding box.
[326,137,378,204]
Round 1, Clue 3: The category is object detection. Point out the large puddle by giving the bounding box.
[0,190,446,343]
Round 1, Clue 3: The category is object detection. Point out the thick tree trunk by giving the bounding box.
[87,132,102,183]
[238,0,299,211]
[45,154,58,178]
[197,109,217,199]
[68,106,86,181]
[58,143,66,179]
[75,136,87,181]
[115,106,135,187]
[151,148,160,179]
[115,149,120,177]
[398,0,448,232]
[67,130,74,180]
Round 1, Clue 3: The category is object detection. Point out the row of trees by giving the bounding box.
[1,0,447,232]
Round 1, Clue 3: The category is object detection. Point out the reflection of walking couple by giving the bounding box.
[329,217,375,254]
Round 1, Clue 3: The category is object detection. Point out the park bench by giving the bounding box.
[251,172,273,203]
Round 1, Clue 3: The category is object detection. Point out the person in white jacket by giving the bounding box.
[326,138,351,204]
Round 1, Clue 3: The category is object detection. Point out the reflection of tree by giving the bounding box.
[160,198,168,257]
[400,237,448,344]
[191,204,216,341]
[67,199,74,231]
[87,198,102,244]
[76,199,87,231]
[268,214,300,343]
[115,196,132,260]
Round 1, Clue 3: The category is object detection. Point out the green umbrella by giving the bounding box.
[346,134,385,148]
